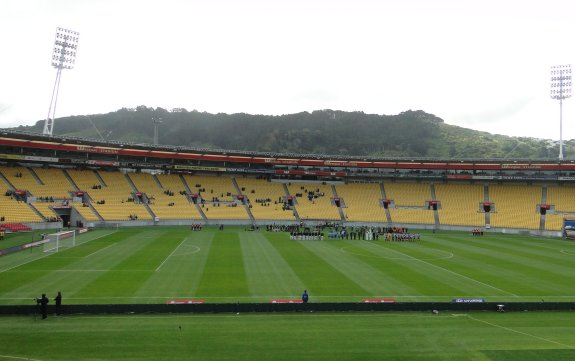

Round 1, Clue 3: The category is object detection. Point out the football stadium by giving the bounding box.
[2,1,575,358]
[2,130,575,360]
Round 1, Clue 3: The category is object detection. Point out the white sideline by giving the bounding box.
[155,237,188,272]
[466,315,575,349]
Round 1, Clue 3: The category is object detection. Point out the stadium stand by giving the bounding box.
[31,167,73,199]
[488,184,541,230]
[0,161,568,234]
[235,177,296,221]
[66,169,100,192]
[286,183,340,221]
[89,170,152,221]
[544,185,575,231]
[335,183,386,222]
[129,172,202,220]
[2,166,50,199]
[388,208,435,225]
[434,183,485,227]
[182,174,249,220]
[385,182,435,225]
[65,169,104,221]
[0,195,42,223]
[31,202,60,221]
[73,203,101,222]
[1,166,72,200]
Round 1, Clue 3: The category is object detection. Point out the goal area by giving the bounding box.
[43,230,76,253]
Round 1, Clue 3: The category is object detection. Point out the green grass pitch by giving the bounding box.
[2,226,575,304]
[1,312,575,360]
[2,226,575,360]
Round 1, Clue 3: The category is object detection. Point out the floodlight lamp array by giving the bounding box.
[51,27,80,69]
[550,64,572,100]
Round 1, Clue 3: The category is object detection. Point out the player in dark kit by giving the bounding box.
[302,290,309,303]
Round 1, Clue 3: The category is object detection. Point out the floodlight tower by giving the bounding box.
[550,64,572,160]
[43,27,80,136]
[152,116,163,145]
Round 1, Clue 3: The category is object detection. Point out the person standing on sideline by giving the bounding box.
[54,291,62,315]
[40,294,49,319]
[302,290,309,303]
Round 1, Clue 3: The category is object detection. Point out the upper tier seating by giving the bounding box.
[3,166,70,199]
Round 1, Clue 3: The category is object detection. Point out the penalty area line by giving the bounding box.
[155,237,188,272]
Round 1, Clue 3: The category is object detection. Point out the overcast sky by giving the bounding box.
[1,0,574,140]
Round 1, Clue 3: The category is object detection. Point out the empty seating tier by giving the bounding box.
[335,183,386,222]
[544,186,575,231]
[435,183,485,227]
[489,184,541,230]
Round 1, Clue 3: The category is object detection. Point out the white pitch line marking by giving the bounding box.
[560,249,575,256]
[155,237,188,272]
[466,315,575,349]
[0,355,44,361]
[368,241,519,297]
[171,245,201,257]
[84,243,116,258]
[0,231,118,273]
[340,245,454,261]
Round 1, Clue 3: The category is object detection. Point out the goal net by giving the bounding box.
[43,230,76,253]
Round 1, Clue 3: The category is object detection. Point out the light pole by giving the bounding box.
[43,27,80,136]
[152,116,162,145]
[550,64,572,160]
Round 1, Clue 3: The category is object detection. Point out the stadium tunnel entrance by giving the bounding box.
[50,206,74,228]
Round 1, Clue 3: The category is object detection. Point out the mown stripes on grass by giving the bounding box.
[2,227,575,305]
[266,232,368,298]
[134,230,214,301]
[0,230,122,299]
[239,232,305,300]
[195,230,250,298]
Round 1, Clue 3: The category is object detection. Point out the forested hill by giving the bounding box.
[15,106,568,159]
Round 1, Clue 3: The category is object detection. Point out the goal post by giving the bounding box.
[43,230,76,253]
